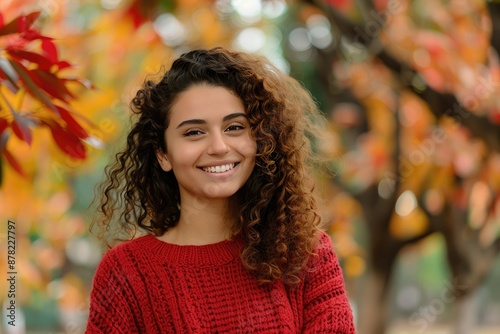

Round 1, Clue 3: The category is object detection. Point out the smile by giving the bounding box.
[201,163,237,173]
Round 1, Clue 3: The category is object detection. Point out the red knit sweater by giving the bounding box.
[85,231,355,333]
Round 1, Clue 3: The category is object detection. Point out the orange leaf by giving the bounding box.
[61,77,94,89]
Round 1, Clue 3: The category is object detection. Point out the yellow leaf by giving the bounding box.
[344,255,366,277]
[389,208,429,240]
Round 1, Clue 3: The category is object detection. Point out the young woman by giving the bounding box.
[86,47,355,333]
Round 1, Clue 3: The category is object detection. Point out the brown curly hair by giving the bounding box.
[91,47,325,284]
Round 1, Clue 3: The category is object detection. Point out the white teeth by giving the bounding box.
[202,163,235,173]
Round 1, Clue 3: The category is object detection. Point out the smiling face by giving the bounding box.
[155,84,257,204]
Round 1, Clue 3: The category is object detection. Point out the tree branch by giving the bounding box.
[304,0,500,151]
[486,1,500,56]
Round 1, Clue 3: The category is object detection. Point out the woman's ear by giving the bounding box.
[155,149,173,172]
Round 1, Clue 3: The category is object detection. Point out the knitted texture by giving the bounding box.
[85,231,355,333]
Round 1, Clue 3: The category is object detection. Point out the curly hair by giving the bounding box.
[91,47,325,284]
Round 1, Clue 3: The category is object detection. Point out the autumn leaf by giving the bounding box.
[0,11,94,179]
[6,49,54,71]
[11,114,33,145]
[41,39,58,63]
[47,122,87,159]
[29,69,76,102]
[2,148,26,176]
[0,118,9,134]
[8,59,58,112]
[55,105,89,139]
[0,12,40,36]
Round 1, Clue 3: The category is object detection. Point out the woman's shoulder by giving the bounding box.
[315,230,335,251]
[306,230,339,270]
[95,234,156,272]
[104,234,154,256]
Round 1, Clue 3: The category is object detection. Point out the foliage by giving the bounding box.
[1,0,500,332]
[285,0,500,332]
[0,10,93,180]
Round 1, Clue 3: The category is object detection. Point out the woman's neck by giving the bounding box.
[159,197,234,245]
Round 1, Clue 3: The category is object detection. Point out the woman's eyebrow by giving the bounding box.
[175,112,247,129]
[176,119,205,129]
[223,112,247,122]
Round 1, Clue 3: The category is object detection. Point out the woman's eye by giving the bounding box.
[184,130,204,137]
[226,124,244,132]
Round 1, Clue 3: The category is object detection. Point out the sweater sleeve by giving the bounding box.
[302,232,356,333]
[85,249,141,334]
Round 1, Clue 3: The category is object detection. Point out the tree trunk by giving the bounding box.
[453,291,479,334]
[357,267,392,334]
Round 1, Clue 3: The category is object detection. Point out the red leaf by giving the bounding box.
[0,21,19,36]
[7,49,54,70]
[8,59,58,112]
[49,123,86,159]
[0,118,9,134]
[56,61,72,71]
[42,39,58,63]
[29,69,75,101]
[125,0,149,28]
[11,115,33,145]
[22,29,51,41]
[0,15,25,36]
[0,13,4,27]
[18,12,41,33]
[55,105,89,139]
[0,12,41,36]
[3,148,26,177]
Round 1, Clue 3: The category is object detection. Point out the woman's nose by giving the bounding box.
[206,132,230,155]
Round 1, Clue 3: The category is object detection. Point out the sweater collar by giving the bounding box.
[138,233,244,266]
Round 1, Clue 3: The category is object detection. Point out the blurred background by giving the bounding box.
[1,0,500,333]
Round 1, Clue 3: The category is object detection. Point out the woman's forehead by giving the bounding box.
[168,85,245,126]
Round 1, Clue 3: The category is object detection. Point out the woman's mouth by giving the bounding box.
[201,162,239,173]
